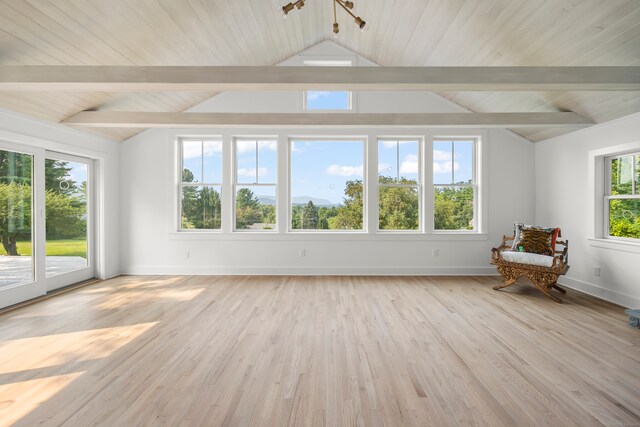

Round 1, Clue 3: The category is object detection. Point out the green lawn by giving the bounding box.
[0,240,87,258]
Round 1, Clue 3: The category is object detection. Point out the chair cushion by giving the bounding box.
[501,250,555,267]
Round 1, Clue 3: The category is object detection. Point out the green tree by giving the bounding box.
[45,159,76,196]
[434,186,474,230]
[333,179,364,230]
[607,155,640,238]
[0,182,31,255]
[236,188,262,229]
[378,177,419,230]
[291,205,303,229]
[0,150,31,185]
[199,187,221,229]
[45,189,85,239]
[261,205,276,226]
[302,201,319,229]
[181,169,200,229]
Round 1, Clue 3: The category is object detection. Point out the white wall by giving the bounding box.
[0,108,121,281]
[119,42,535,276]
[535,112,640,307]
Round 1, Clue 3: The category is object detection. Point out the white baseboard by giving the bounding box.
[123,265,499,276]
[558,276,640,308]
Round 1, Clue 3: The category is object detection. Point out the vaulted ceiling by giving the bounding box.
[1,0,639,142]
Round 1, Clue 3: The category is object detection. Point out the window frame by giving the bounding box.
[376,138,423,233]
[178,137,224,232]
[232,137,278,232]
[432,137,479,233]
[288,136,367,233]
[171,130,487,240]
[604,151,640,242]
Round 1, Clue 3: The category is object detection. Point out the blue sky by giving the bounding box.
[291,140,363,204]
[306,91,350,110]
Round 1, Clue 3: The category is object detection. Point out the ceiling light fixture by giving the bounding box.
[281,0,368,37]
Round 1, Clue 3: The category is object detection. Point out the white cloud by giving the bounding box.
[400,154,418,174]
[291,141,303,153]
[307,91,332,101]
[237,167,268,177]
[381,140,415,148]
[325,164,363,177]
[236,140,278,153]
[433,161,459,174]
[182,140,222,159]
[260,140,278,151]
[433,149,451,161]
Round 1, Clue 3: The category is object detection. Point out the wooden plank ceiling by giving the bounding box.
[0,0,639,142]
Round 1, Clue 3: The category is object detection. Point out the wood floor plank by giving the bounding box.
[0,275,638,426]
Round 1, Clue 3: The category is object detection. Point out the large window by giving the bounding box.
[234,139,277,231]
[290,139,364,231]
[606,152,640,240]
[378,139,421,230]
[176,134,483,236]
[433,139,476,231]
[303,60,352,111]
[180,139,222,230]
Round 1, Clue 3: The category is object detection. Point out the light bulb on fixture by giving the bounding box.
[355,16,368,32]
[282,2,294,18]
[344,1,354,9]
[333,22,340,39]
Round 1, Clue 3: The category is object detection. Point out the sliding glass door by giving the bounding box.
[45,153,94,290]
[0,143,95,308]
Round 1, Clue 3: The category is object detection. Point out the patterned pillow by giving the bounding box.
[512,223,560,253]
[514,227,556,256]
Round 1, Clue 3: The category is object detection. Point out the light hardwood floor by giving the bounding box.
[0,275,638,426]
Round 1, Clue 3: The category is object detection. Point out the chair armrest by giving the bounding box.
[491,234,514,263]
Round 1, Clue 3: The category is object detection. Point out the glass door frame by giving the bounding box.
[0,140,46,307]
[44,151,95,292]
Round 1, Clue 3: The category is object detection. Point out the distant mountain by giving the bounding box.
[257,196,277,206]
[292,196,337,207]
[256,195,337,207]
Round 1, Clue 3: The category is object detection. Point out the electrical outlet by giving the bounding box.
[593,266,600,277]
[432,249,439,257]
[300,249,306,257]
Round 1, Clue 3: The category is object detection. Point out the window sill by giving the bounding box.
[168,232,488,242]
[588,238,640,254]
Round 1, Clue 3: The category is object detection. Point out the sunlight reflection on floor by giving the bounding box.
[0,372,84,427]
[0,323,157,375]
[96,288,205,310]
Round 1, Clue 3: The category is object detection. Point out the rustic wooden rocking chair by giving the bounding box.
[491,235,569,303]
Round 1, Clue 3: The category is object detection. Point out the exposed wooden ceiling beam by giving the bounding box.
[2,66,639,91]
[62,111,592,128]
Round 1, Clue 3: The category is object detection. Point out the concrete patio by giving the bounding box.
[0,256,87,288]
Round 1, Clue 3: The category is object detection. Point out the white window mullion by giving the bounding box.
[221,133,233,233]
[278,133,288,234]
[367,133,377,234]
[424,133,435,234]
